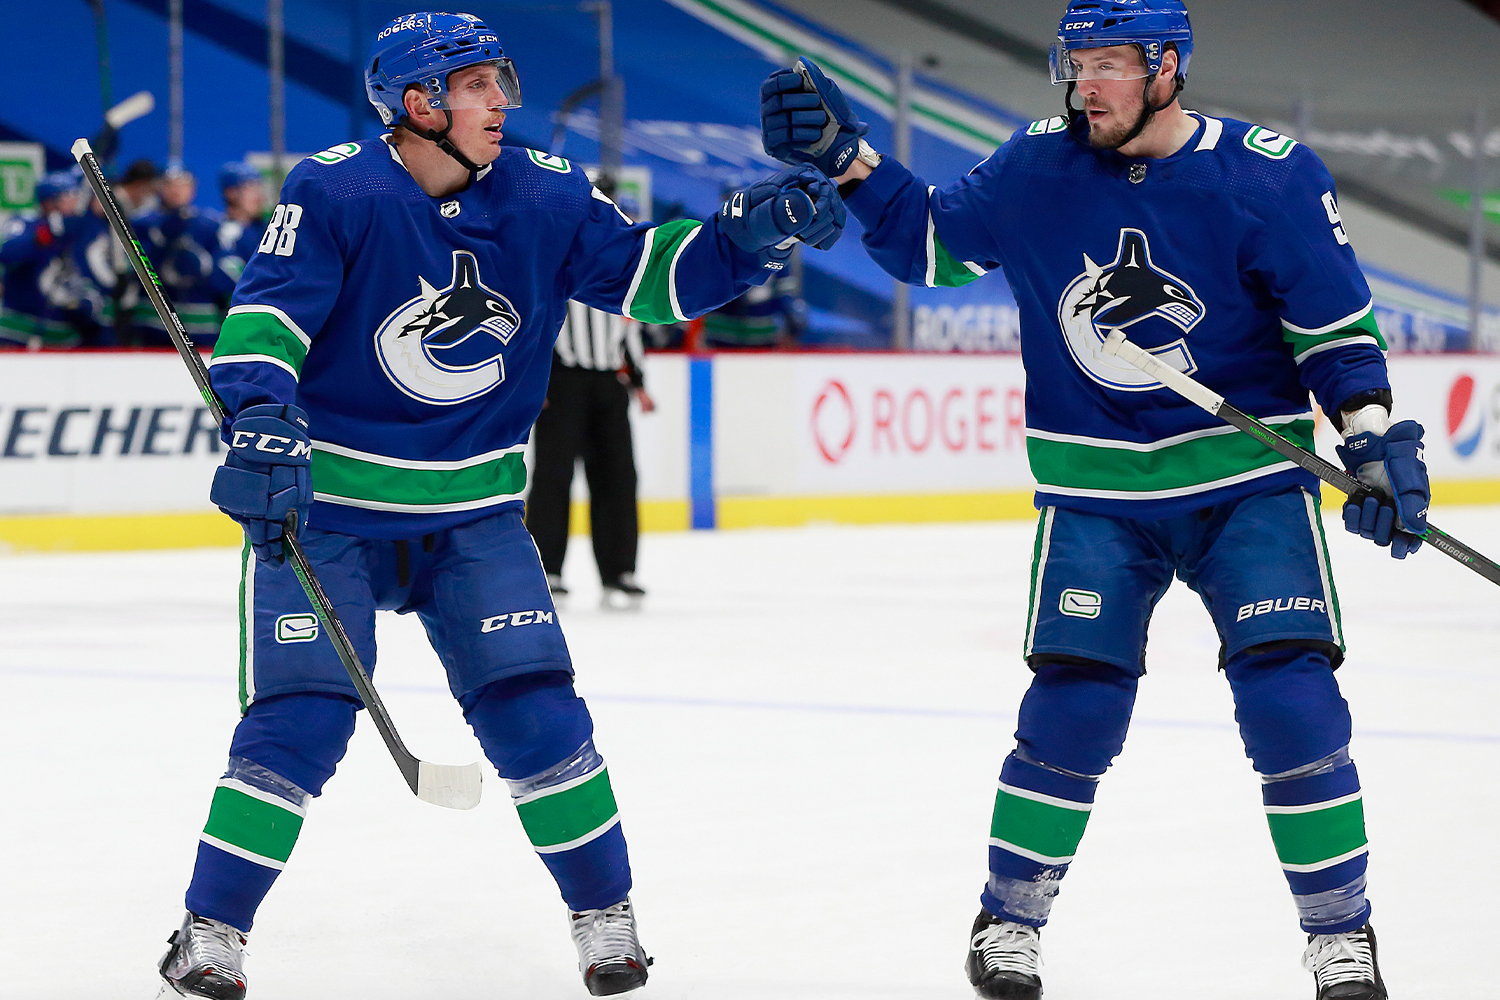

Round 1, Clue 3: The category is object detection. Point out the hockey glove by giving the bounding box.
[761,58,870,177]
[209,403,314,562]
[1334,409,1429,559]
[719,166,847,260]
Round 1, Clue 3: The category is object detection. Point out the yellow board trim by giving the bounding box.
[6,480,1500,553]
[0,512,241,554]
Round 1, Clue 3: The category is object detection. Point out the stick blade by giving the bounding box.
[416,760,484,810]
[106,90,156,129]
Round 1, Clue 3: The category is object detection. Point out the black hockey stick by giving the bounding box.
[1101,330,1500,586]
[71,138,484,808]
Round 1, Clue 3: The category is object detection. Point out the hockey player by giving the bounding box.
[0,169,86,347]
[135,168,228,345]
[761,3,1422,998]
[156,11,844,999]
[210,161,268,300]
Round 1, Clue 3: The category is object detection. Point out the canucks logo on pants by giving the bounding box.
[1056,228,1205,392]
[375,250,524,405]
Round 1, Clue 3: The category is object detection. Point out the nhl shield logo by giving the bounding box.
[374,250,523,405]
[440,200,460,218]
[1056,228,1205,392]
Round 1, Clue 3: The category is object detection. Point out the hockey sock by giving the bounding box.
[1261,746,1371,934]
[981,749,1099,926]
[508,740,631,910]
[183,693,355,931]
[461,673,631,911]
[184,757,311,932]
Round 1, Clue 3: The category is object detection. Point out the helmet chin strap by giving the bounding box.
[1066,75,1185,151]
[402,109,483,173]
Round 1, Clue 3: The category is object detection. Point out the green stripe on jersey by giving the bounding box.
[201,783,305,866]
[989,785,1092,863]
[1027,419,1315,499]
[931,232,984,288]
[625,219,703,324]
[1282,305,1386,363]
[1265,797,1367,870]
[311,447,527,511]
[213,309,309,374]
[514,767,620,851]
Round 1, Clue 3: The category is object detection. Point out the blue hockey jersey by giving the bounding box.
[137,205,230,342]
[847,113,1389,517]
[209,138,772,538]
[0,212,76,345]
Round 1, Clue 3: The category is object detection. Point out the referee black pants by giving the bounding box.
[526,359,639,584]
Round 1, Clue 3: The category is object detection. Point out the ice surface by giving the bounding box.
[2,510,1498,999]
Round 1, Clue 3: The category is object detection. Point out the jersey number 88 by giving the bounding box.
[258,204,304,258]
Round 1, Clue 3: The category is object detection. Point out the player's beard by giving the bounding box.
[1085,100,1149,150]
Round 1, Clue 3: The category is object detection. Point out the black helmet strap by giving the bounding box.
[401,108,484,173]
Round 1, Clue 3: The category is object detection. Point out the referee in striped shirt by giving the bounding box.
[526,299,653,608]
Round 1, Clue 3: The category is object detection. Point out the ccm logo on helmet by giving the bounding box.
[1065,21,1096,29]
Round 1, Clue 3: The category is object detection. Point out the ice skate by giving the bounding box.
[965,909,1042,1000]
[600,573,645,611]
[569,898,651,996]
[158,911,248,999]
[546,573,570,598]
[1303,923,1387,1000]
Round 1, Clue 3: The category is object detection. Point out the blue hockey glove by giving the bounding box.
[719,165,847,259]
[1334,415,1429,558]
[761,58,870,177]
[209,403,314,562]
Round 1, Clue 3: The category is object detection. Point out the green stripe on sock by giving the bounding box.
[514,768,619,850]
[1266,798,1367,869]
[625,220,702,324]
[202,785,305,865]
[989,788,1091,862]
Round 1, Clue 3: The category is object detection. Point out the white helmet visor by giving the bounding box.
[432,58,523,111]
[1049,41,1152,84]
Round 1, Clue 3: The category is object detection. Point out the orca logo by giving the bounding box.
[1057,228,1205,391]
[374,251,523,405]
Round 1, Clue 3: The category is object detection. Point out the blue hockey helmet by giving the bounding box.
[364,12,521,129]
[35,167,82,204]
[218,160,263,193]
[1049,0,1193,86]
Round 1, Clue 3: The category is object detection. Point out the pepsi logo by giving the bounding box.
[1447,374,1483,458]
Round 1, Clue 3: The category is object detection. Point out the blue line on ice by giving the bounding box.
[4,662,1498,746]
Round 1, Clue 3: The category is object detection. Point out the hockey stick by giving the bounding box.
[1100,329,1500,586]
[70,138,484,809]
